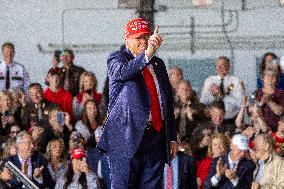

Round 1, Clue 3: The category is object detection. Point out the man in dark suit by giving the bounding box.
[204,134,255,189]
[6,131,54,188]
[97,18,177,189]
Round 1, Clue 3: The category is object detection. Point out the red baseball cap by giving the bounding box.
[124,18,151,39]
[71,148,86,159]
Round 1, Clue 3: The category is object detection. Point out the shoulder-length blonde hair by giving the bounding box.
[79,71,98,92]
[45,138,67,165]
[0,90,14,113]
[207,133,230,158]
[2,138,16,159]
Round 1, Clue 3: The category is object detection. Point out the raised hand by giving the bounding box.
[146,25,164,59]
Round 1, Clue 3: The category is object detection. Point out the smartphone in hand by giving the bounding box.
[56,112,65,126]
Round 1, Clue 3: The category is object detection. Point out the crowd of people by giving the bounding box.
[0,39,283,189]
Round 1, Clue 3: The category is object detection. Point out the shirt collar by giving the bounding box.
[228,153,240,166]
[217,75,228,81]
[18,154,31,165]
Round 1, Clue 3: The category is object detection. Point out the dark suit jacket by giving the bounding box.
[7,153,54,189]
[97,48,176,164]
[177,152,198,189]
[204,154,255,189]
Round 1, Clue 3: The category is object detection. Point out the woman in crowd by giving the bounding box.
[75,100,102,142]
[174,80,205,141]
[272,116,284,157]
[0,91,21,138]
[1,138,17,159]
[73,72,102,120]
[256,67,284,132]
[49,107,73,150]
[45,138,68,182]
[45,50,62,85]
[55,147,100,189]
[196,133,230,189]
[257,52,284,89]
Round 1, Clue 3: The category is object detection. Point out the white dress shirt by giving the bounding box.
[18,155,43,184]
[200,75,244,119]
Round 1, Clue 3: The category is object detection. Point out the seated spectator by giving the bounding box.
[5,131,54,188]
[169,66,184,100]
[60,49,85,96]
[197,133,230,189]
[200,56,244,124]
[22,83,58,130]
[45,50,62,85]
[43,70,73,119]
[55,148,100,189]
[73,72,102,120]
[75,100,102,142]
[164,141,197,189]
[0,91,21,138]
[45,138,67,182]
[251,134,284,189]
[256,68,284,132]
[272,115,284,157]
[49,107,73,150]
[174,80,205,141]
[257,52,284,89]
[207,101,236,137]
[204,134,255,189]
[2,138,17,159]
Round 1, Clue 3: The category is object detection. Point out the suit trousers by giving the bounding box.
[109,122,167,189]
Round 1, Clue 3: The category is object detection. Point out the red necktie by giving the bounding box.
[166,165,173,189]
[143,67,163,132]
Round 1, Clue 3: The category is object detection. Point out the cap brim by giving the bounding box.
[127,32,151,39]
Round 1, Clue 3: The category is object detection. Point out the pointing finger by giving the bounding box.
[154,25,159,34]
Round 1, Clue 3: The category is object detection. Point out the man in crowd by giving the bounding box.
[251,134,284,189]
[169,66,184,99]
[205,134,255,189]
[97,18,177,189]
[60,49,85,96]
[200,56,244,124]
[0,42,30,93]
[6,131,54,188]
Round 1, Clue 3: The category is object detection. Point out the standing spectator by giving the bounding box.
[75,100,102,142]
[22,83,58,130]
[0,42,30,93]
[2,138,17,159]
[257,52,284,89]
[251,134,284,189]
[174,80,205,141]
[256,68,284,132]
[204,134,255,189]
[197,133,230,189]
[61,49,85,96]
[45,50,63,85]
[6,131,54,188]
[43,70,73,119]
[45,138,67,182]
[169,66,184,100]
[8,124,21,140]
[200,56,244,124]
[73,72,102,120]
[55,148,100,189]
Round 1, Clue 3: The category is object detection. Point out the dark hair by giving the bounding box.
[62,49,74,59]
[260,52,278,75]
[209,101,225,112]
[63,161,87,189]
[28,83,43,91]
[2,42,15,52]
[190,123,211,157]
[216,56,230,67]
[53,50,61,63]
[81,100,101,133]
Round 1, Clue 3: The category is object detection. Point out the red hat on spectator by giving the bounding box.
[71,148,86,159]
[124,18,151,39]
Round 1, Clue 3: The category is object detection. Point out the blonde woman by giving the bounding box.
[2,138,17,159]
[73,72,102,120]
[196,133,230,189]
[45,138,68,182]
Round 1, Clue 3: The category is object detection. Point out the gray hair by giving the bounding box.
[16,131,31,144]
